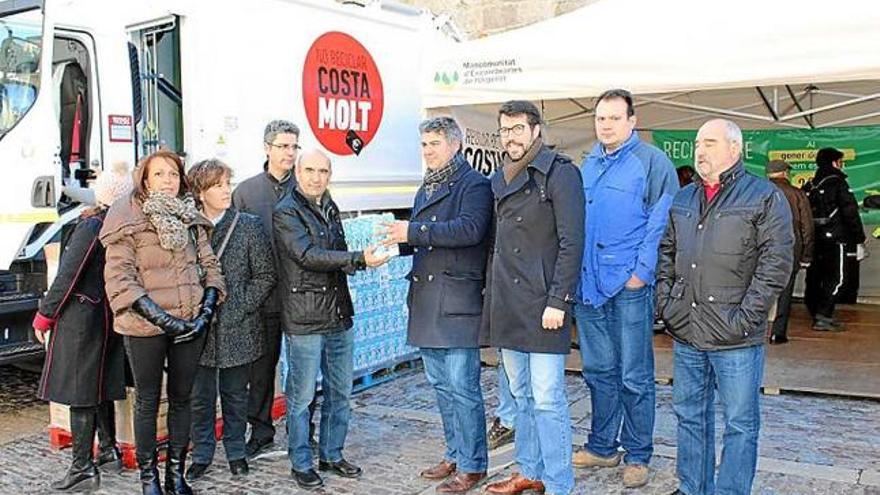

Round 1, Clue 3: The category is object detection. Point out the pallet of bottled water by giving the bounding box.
[343,213,418,376]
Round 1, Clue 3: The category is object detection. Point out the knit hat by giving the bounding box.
[93,161,133,207]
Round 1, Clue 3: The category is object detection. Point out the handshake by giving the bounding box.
[132,287,220,344]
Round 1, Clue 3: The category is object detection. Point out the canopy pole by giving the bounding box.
[756,87,780,121]
[784,85,815,129]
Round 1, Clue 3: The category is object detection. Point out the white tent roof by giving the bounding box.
[422,0,880,127]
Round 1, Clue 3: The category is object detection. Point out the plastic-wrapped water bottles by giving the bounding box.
[340,213,417,375]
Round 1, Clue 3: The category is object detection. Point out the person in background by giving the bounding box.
[32,161,132,491]
[185,159,276,481]
[765,159,813,344]
[676,165,696,187]
[803,147,866,331]
[487,354,517,450]
[233,120,316,458]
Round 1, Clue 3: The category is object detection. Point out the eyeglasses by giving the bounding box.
[498,124,527,137]
[266,142,301,152]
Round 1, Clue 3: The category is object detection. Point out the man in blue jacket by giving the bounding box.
[573,89,678,488]
[382,116,493,494]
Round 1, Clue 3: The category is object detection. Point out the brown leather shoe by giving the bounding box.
[484,473,545,494]
[420,460,457,480]
[436,472,486,493]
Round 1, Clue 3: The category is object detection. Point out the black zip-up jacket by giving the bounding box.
[803,166,866,245]
[656,162,794,351]
[273,188,366,335]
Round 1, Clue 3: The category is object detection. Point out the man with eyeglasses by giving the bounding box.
[572,89,678,489]
[231,119,302,461]
[481,100,584,495]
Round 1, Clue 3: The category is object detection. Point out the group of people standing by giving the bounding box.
[399,92,797,495]
[34,120,386,494]
[32,88,844,495]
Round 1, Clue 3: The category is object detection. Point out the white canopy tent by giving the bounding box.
[421,0,880,300]
[422,0,880,142]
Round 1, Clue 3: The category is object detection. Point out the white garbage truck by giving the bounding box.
[0,0,436,363]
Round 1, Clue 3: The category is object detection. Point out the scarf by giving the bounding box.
[423,156,460,199]
[502,137,543,184]
[142,191,200,251]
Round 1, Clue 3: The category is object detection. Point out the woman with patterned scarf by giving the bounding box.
[100,150,226,495]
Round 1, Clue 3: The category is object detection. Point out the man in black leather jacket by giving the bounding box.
[656,119,793,495]
[272,148,387,490]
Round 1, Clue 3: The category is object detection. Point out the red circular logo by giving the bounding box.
[302,32,384,156]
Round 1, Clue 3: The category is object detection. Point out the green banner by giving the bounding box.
[652,125,880,224]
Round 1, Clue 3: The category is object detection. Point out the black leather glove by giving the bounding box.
[172,287,220,345]
[197,287,220,325]
[172,315,209,345]
[132,296,193,337]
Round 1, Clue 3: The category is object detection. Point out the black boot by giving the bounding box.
[95,401,123,473]
[137,451,164,495]
[52,407,101,492]
[164,446,193,495]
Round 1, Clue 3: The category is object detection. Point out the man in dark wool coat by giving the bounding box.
[381,116,493,494]
[481,100,585,495]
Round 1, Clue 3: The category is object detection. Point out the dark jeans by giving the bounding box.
[248,312,283,444]
[190,363,250,464]
[124,333,206,463]
[771,266,799,338]
[805,242,845,320]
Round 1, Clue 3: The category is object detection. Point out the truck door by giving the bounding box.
[129,16,183,159]
[0,0,60,270]
[52,30,102,216]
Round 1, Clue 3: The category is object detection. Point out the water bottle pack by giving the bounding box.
[341,213,418,374]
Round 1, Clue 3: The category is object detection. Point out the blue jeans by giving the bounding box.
[575,285,655,465]
[673,342,765,495]
[190,363,250,464]
[502,349,574,495]
[285,329,354,472]
[421,348,488,473]
[496,349,516,427]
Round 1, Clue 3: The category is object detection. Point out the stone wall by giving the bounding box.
[344,0,601,39]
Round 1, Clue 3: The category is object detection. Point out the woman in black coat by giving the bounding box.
[32,161,131,492]
[185,159,277,480]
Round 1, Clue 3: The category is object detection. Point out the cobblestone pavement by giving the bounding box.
[0,364,879,494]
[0,363,49,445]
[0,362,43,413]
